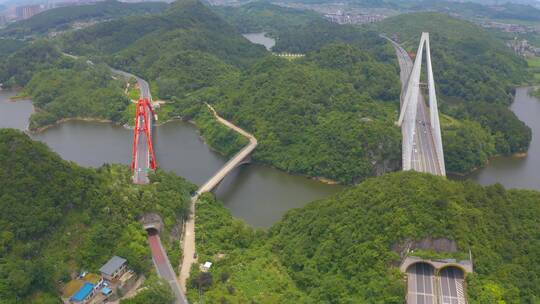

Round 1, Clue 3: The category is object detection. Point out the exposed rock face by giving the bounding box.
[392,237,459,259]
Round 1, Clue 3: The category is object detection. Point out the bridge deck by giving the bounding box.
[115,68,187,303]
[388,36,444,176]
[179,104,257,292]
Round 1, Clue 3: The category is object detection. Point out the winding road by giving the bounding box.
[178,104,257,292]
[112,66,187,304]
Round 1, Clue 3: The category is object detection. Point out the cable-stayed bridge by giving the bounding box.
[388,32,446,176]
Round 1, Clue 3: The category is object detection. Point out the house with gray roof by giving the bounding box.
[99,256,127,281]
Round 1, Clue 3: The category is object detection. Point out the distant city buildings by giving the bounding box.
[0,0,102,24]
[15,4,43,20]
[48,0,100,9]
[324,11,386,25]
[507,38,540,57]
[472,18,540,35]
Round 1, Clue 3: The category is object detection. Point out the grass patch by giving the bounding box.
[121,102,137,126]
[440,113,460,128]
[528,56,540,84]
[84,273,101,284]
[62,280,84,298]
[155,103,174,123]
[127,84,140,100]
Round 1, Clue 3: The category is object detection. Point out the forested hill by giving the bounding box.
[0,41,131,130]
[189,172,540,303]
[0,0,168,38]
[58,0,266,100]
[0,129,195,303]
[377,12,532,171]
[211,1,321,36]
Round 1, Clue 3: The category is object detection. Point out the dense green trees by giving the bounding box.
[0,129,195,303]
[0,0,168,38]
[442,119,495,173]
[0,38,26,57]
[120,276,174,304]
[58,0,266,101]
[58,0,407,183]
[212,1,320,37]
[24,62,129,129]
[0,41,131,130]
[190,172,540,303]
[187,193,306,303]
[0,40,65,87]
[531,87,540,98]
[208,48,401,183]
[208,3,534,175]
[377,12,532,160]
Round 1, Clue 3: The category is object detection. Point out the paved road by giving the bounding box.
[439,267,467,304]
[111,69,154,184]
[179,104,257,291]
[387,37,443,176]
[148,233,188,304]
[407,263,437,304]
[62,53,186,303]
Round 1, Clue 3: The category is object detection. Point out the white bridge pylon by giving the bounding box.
[398,32,446,176]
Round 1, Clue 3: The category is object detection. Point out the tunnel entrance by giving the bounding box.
[438,266,466,304]
[146,227,158,236]
[406,262,437,304]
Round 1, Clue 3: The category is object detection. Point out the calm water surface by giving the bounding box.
[3,87,539,224]
[468,87,540,190]
[0,90,341,227]
[242,32,276,51]
[0,90,33,130]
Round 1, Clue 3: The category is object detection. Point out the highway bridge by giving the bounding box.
[121,72,187,304]
[179,104,258,292]
[60,55,186,303]
[387,33,446,176]
[123,70,257,302]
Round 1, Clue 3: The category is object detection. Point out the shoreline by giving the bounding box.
[450,151,529,177]
[29,117,119,133]
[154,116,342,186]
[9,95,32,101]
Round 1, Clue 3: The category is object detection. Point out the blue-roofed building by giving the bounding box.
[101,287,112,296]
[70,282,95,303]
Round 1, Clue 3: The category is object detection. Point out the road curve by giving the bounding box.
[178,104,257,292]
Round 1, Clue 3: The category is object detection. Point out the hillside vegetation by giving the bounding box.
[60,0,266,95]
[0,38,26,57]
[0,0,168,38]
[169,38,403,183]
[188,172,540,303]
[0,129,196,303]
[0,41,130,130]
[59,0,408,183]
[209,43,402,183]
[210,3,530,175]
[414,1,540,22]
[212,1,320,38]
[377,12,532,170]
